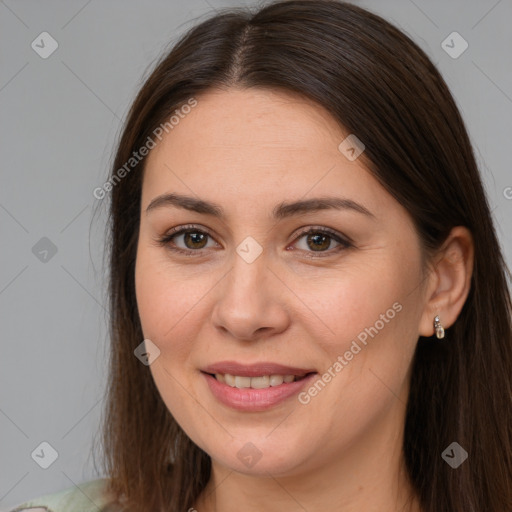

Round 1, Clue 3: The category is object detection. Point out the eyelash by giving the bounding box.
[155,224,353,259]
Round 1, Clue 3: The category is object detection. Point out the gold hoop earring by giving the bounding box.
[434,315,445,339]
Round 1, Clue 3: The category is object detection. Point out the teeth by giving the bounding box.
[215,373,301,389]
[224,373,235,386]
[235,376,251,388]
[269,375,284,386]
[248,375,269,389]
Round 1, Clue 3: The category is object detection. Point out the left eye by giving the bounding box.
[156,225,352,257]
[293,229,348,254]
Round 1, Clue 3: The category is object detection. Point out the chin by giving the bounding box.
[204,436,310,477]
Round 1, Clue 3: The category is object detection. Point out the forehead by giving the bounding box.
[146,88,347,165]
[140,87,386,219]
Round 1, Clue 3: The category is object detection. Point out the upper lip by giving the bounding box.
[201,361,317,378]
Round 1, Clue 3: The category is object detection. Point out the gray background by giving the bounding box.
[1,0,511,509]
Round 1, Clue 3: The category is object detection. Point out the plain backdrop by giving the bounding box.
[1,0,511,509]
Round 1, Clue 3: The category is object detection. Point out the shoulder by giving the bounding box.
[8,478,118,512]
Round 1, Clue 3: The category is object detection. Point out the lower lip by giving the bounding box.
[202,372,317,412]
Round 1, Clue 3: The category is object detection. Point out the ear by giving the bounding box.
[418,226,474,337]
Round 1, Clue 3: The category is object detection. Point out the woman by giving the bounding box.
[11,1,512,511]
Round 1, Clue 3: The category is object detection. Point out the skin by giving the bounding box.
[134,88,474,512]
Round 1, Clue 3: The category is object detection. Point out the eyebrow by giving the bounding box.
[145,192,375,220]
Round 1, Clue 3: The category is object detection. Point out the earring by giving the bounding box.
[434,315,445,339]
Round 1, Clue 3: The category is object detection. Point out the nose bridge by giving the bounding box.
[220,225,268,285]
[227,237,269,298]
[211,236,288,339]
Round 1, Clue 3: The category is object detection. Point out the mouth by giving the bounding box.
[203,372,316,389]
[200,365,318,411]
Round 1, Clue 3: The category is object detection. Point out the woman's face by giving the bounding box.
[135,88,431,477]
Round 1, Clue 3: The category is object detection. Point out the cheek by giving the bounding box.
[304,253,422,404]
[134,251,204,426]
[135,246,180,333]
[311,259,412,343]
[135,255,169,340]
[134,247,211,364]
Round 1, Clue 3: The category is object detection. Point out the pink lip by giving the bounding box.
[202,371,318,412]
[201,360,316,378]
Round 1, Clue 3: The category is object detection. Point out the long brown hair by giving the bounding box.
[93,1,512,510]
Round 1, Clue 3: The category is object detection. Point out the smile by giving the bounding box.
[201,371,318,411]
[212,373,309,388]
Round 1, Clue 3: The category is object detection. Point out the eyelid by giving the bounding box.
[155,223,353,257]
[155,223,218,253]
[292,225,354,245]
[289,225,353,258]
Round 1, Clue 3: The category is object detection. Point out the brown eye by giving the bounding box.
[156,225,217,256]
[304,232,332,251]
[156,224,352,258]
[292,227,352,257]
[181,230,209,250]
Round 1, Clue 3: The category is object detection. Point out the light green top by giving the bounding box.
[9,478,115,512]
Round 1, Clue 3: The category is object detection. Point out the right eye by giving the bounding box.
[155,224,219,256]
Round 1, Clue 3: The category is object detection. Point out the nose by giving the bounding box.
[210,249,290,341]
